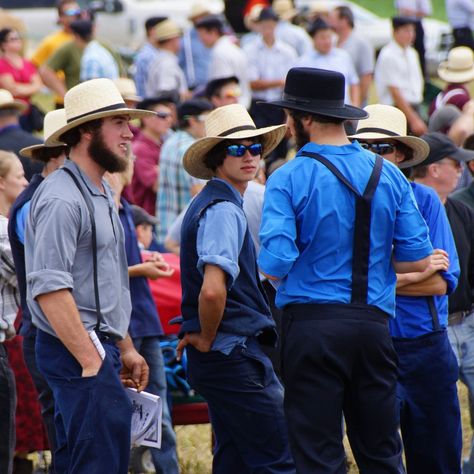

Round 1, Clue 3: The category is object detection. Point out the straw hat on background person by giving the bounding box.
[20,109,67,158]
[153,19,182,42]
[438,46,474,84]
[188,1,211,22]
[272,0,298,21]
[45,78,155,146]
[113,77,142,104]
[183,103,286,180]
[0,89,26,112]
[349,104,430,169]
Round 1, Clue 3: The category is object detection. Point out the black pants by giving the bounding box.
[281,304,403,474]
[453,27,474,50]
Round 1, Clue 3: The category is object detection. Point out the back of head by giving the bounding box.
[335,5,354,28]
[177,99,213,128]
[308,17,331,37]
[195,14,224,35]
[145,16,167,35]
[0,150,17,179]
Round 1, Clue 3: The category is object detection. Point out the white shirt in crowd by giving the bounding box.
[208,36,251,109]
[244,36,297,102]
[374,40,423,106]
[395,0,432,15]
[445,0,474,29]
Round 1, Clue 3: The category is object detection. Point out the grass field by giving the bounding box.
[351,0,447,21]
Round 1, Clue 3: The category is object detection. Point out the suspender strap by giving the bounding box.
[62,167,102,332]
[427,296,441,331]
[300,151,383,304]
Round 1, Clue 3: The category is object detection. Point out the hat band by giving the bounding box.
[282,93,344,109]
[356,127,399,137]
[448,64,474,73]
[218,125,257,137]
[67,102,127,123]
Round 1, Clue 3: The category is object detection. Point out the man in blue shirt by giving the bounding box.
[177,103,295,473]
[259,68,432,473]
[351,105,462,473]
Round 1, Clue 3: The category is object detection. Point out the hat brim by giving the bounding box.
[261,99,369,120]
[348,132,430,169]
[20,142,67,158]
[451,147,474,162]
[277,8,297,20]
[437,62,474,83]
[45,107,155,146]
[183,124,287,180]
[0,101,27,113]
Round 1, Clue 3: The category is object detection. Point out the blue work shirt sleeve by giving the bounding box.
[196,201,247,289]
[392,180,433,262]
[258,177,299,278]
[15,201,30,245]
[27,198,79,299]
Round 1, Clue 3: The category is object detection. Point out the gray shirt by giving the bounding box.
[340,31,375,77]
[446,0,474,28]
[25,159,132,339]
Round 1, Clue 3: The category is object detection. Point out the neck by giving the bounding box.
[394,37,408,49]
[263,36,275,47]
[0,116,18,129]
[3,51,19,61]
[0,195,10,217]
[69,146,105,191]
[337,28,351,46]
[309,123,351,146]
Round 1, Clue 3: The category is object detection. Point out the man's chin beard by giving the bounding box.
[88,130,128,173]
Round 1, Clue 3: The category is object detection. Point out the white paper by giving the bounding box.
[88,330,105,360]
[127,388,162,449]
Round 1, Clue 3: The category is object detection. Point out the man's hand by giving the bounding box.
[81,353,103,378]
[412,248,449,283]
[176,332,214,361]
[120,348,149,392]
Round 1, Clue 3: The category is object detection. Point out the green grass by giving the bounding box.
[351,0,447,21]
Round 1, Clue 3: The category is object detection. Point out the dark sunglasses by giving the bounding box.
[63,8,82,16]
[359,142,396,155]
[227,143,262,157]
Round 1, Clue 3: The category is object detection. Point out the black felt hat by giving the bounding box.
[264,67,368,120]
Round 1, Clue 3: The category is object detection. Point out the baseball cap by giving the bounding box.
[420,132,474,165]
[131,205,159,227]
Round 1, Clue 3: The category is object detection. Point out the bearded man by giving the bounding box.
[24,78,153,473]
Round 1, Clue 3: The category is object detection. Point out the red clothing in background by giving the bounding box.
[131,133,161,216]
[429,83,471,117]
[0,58,37,104]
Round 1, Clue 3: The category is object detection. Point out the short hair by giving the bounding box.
[289,109,345,126]
[145,16,167,35]
[205,76,239,99]
[335,6,354,28]
[0,28,14,47]
[31,145,68,163]
[411,164,429,179]
[0,150,17,179]
[60,119,102,147]
[57,0,78,16]
[392,16,416,30]
[395,141,414,163]
[195,15,224,35]
[307,18,331,37]
[0,108,20,118]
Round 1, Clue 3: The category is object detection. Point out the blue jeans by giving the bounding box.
[36,330,132,474]
[393,330,462,474]
[0,343,15,474]
[447,314,474,474]
[132,336,179,474]
[186,337,295,474]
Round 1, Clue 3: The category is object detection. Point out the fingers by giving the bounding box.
[432,248,448,257]
[137,362,149,393]
[176,337,188,361]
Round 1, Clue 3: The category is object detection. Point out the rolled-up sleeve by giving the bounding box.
[27,198,81,299]
[258,175,300,278]
[196,201,247,288]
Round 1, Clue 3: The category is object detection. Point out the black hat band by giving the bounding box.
[356,127,400,137]
[67,102,127,123]
[282,93,344,109]
[218,125,256,137]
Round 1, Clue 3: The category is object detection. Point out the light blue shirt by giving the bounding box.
[15,201,30,245]
[446,0,474,28]
[196,178,248,354]
[80,40,119,82]
[133,41,159,98]
[258,142,433,315]
[276,21,313,57]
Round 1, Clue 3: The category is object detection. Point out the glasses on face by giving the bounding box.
[5,35,21,43]
[155,111,172,119]
[227,143,262,157]
[359,142,396,155]
[63,8,82,17]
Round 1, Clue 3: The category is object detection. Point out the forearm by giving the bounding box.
[39,66,66,98]
[37,289,101,369]
[350,84,361,108]
[250,79,284,91]
[396,272,448,296]
[117,333,134,354]
[198,286,226,340]
[360,74,372,104]
[128,263,147,278]
[389,87,419,123]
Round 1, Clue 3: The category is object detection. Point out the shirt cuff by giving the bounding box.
[197,255,240,289]
[441,271,458,296]
[393,241,433,263]
[28,269,74,300]
[258,246,295,279]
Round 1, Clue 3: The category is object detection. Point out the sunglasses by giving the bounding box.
[227,143,262,157]
[155,111,172,119]
[359,142,396,155]
[63,8,82,17]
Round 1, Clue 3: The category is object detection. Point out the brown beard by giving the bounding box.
[88,127,128,173]
[291,114,310,151]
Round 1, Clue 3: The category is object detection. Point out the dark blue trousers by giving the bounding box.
[186,337,295,474]
[36,330,132,474]
[22,335,57,473]
[393,330,462,474]
[0,343,15,474]
[282,304,404,474]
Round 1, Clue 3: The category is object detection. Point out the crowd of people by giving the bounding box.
[2,0,474,473]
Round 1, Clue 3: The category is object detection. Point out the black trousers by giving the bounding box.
[453,27,474,50]
[281,304,403,474]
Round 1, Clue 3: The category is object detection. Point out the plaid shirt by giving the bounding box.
[156,130,204,242]
[0,216,18,342]
[80,40,119,82]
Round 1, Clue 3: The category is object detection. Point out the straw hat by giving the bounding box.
[188,1,211,21]
[45,78,154,146]
[183,104,287,180]
[438,47,474,83]
[0,89,26,112]
[113,77,142,103]
[349,104,429,169]
[273,0,298,21]
[153,19,182,42]
[20,109,67,158]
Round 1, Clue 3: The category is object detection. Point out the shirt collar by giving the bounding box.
[65,159,110,199]
[299,141,364,156]
[211,177,244,205]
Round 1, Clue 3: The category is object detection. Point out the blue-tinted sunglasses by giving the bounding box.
[227,143,262,157]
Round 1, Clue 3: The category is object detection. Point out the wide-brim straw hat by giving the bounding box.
[438,46,474,83]
[20,109,67,158]
[113,77,142,103]
[349,104,429,169]
[153,19,182,42]
[183,103,287,180]
[188,1,211,21]
[46,78,155,146]
[273,0,298,21]
[0,89,27,112]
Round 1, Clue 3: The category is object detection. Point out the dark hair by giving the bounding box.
[57,0,77,15]
[31,145,68,163]
[60,119,102,147]
[395,141,414,163]
[203,138,261,172]
[307,18,331,37]
[411,164,429,179]
[0,28,14,46]
[335,6,354,28]
[195,15,224,35]
[289,109,345,126]
[145,16,167,34]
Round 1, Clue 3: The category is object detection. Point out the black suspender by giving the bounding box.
[62,167,103,332]
[300,151,383,304]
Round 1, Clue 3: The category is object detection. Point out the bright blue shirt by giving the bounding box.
[15,201,30,245]
[196,178,247,354]
[258,141,433,315]
[390,182,460,338]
